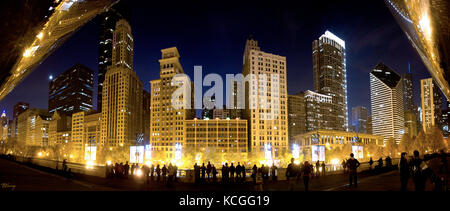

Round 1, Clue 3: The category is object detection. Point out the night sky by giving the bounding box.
[0,0,434,119]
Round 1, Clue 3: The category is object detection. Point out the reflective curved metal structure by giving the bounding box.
[385,0,450,100]
[0,0,118,101]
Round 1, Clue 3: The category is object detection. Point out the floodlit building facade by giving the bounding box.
[150,47,195,160]
[72,111,101,162]
[242,36,289,158]
[420,78,443,133]
[17,108,51,147]
[185,118,248,161]
[370,62,404,144]
[312,30,348,131]
[101,19,143,161]
[48,111,72,146]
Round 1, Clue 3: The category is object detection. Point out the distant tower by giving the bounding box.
[420,78,442,133]
[312,30,348,131]
[98,4,130,113]
[48,63,94,116]
[370,62,404,143]
[101,19,143,162]
[351,106,368,133]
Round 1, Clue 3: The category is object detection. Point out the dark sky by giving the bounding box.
[0,0,433,119]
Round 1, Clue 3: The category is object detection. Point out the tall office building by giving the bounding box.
[304,90,334,132]
[242,36,288,158]
[420,78,443,133]
[370,62,404,143]
[366,115,373,135]
[312,30,348,131]
[100,19,143,162]
[98,3,130,113]
[48,111,72,147]
[48,63,94,116]
[72,111,101,162]
[288,93,306,142]
[0,110,8,127]
[150,47,195,160]
[402,68,415,111]
[351,106,368,133]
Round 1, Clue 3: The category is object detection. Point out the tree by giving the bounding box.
[413,131,426,155]
[384,138,398,157]
[399,133,414,154]
[426,126,446,153]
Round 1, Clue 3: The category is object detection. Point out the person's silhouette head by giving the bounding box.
[350,153,354,158]
[291,158,295,163]
[414,150,419,158]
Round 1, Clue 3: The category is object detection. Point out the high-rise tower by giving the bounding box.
[149,47,195,160]
[312,30,348,131]
[370,62,404,143]
[100,19,143,162]
[420,78,443,133]
[242,36,288,158]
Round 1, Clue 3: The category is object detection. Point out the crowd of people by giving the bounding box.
[105,161,180,185]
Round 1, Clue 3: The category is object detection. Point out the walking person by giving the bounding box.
[399,152,410,191]
[242,165,246,182]
[236,162,242,180]
[341,159,346,174]
[124,161,130,178]
[150,164,155,181]
[302,161,313,191]
[286,158,296,191]
[130,163,135,176]
[368,157,374,171]
[229,163,235,182]
[346,153,361,188]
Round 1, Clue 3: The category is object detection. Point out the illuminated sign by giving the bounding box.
[130,146,144,164]
[84,146,96,161]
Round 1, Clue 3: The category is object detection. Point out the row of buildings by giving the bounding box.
[1,4,446,165]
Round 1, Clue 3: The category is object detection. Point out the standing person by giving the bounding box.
[302,161,313,191]
[286,158,296,191]
[221,164,226,183]
[341,159,346,174]
[162,165,168,183]
[229,163,236,182]
[201,163,206,183]
[321,162,326,176]
[124,161,130,178]
[411,150,427,191]
[315,160,320,178]
[105,162,110,178]
[399,152,410,191]
[143,165,150,184]
[368,157,374,171]
[194,163,200,184]
[114,163,119,178]
[212,165,218,183]
[378,157,383,169]
[119,163,124,178]
[156,164,161,181]
[150,164,155,181]
[271,163,277,182]
[168,163,173,183]
[206,162,212,182]
[346,153,361,188]
[251,164,258,184]
[236,162,242,180]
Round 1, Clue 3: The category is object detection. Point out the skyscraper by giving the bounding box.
[304,90,334,131]
[420,78,443,133]
[351,106,368,133]
[98,3,130,113]
[13,102,29,120]
[100,19,143,162]
[150,47,195,160]
[288,93,306,142]
[242,36,288,158]
[370,62,404,143]
[312,30,348,131]
[48,63,94,116]
[142,90,151,145]
[402,67,415,112]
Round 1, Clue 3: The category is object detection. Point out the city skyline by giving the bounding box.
[0,0,435,120]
